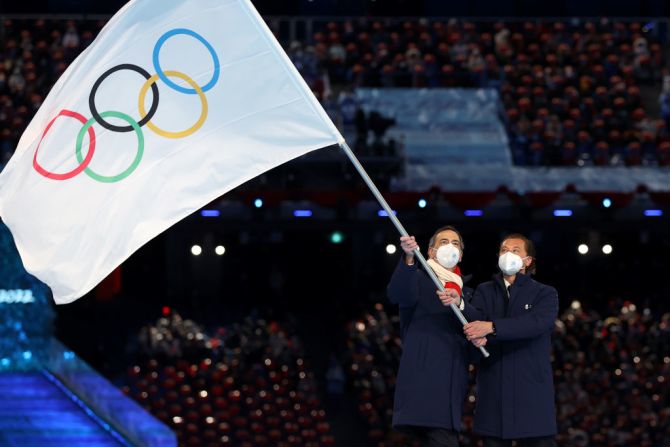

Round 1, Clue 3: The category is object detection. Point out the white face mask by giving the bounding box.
[498,252,527,276]
[435,244,460,269]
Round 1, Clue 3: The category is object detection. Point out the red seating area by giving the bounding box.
[122,313,335,447]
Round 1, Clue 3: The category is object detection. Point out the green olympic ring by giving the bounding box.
[75,110,144,183]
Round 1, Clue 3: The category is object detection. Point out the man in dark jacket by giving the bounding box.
[388,225,473,447]
[441,233,558,447]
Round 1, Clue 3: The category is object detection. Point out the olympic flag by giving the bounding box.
[0,0,344,304]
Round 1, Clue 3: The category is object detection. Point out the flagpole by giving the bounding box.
[338,142,489,358]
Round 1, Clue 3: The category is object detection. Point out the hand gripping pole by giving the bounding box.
[338,141,490,358]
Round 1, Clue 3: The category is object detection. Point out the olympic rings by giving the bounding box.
[33,109,96,180]
[89,64,160,132]
[153,28,220,95]
[75,111,144,183]
[33,27,220,183]
[138,70,208,139]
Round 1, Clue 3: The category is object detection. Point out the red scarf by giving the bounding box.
[443,265,462,296]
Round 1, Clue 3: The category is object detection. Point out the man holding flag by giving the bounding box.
[0,0,486,369]
[388,226,474,447]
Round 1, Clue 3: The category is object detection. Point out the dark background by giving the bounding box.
[51,161,670,376]
[0,0,667,17]
[1,0,666,409]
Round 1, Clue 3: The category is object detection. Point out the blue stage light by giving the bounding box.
[644,209,663,217]
[254,198,263,208]
[293,210,312,217]
[464,209,483,217]
[200,209,220,217]
[418,198,427,208]
[553,209,573,217]
[602,198,612,208]
[22,351,32,360]
[378,210,397,217]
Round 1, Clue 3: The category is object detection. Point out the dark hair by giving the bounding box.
[500,233,536,274]
[428,225,465,252]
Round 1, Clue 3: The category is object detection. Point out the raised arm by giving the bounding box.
[387,235,421,308]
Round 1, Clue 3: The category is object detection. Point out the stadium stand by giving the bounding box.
[122,311,335,447]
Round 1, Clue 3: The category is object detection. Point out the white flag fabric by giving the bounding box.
[0,0,343,304]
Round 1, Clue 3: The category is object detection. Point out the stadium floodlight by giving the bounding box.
[215,245,225,255]
[330,231,344,244]
[191,245,202,256]
[602,244,613,255]
[578,244,589,255]
[386,244,397,254]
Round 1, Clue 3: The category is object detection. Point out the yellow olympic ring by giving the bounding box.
[138,70,208,139]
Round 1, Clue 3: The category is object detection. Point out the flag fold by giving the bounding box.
[0,0,343,304]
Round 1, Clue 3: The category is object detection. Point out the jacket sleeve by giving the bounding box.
[491,285,558,341]
[463,285,500,358]
[462,285,488,322]
[387,256,419,308]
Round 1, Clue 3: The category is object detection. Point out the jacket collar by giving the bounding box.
[492,271,531,291]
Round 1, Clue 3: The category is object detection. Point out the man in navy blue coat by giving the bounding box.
[442,233,558,447]
[388,225,474,447]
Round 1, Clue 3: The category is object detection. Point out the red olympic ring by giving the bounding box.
[33,109,96,181]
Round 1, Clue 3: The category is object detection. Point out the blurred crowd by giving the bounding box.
[1,18,668,168]
[288,19,669,167]
[345,301,670,446]
[0,19,104,163]
[123,310,334,447]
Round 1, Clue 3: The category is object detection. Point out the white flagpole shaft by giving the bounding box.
[338,142,489,358]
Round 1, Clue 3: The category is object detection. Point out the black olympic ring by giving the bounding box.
[88,63,160,132]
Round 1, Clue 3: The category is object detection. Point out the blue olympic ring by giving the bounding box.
[152,28,220,95]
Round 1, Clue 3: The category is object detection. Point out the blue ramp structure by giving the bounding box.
[0,371,127,447]
[0,222,176,447]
